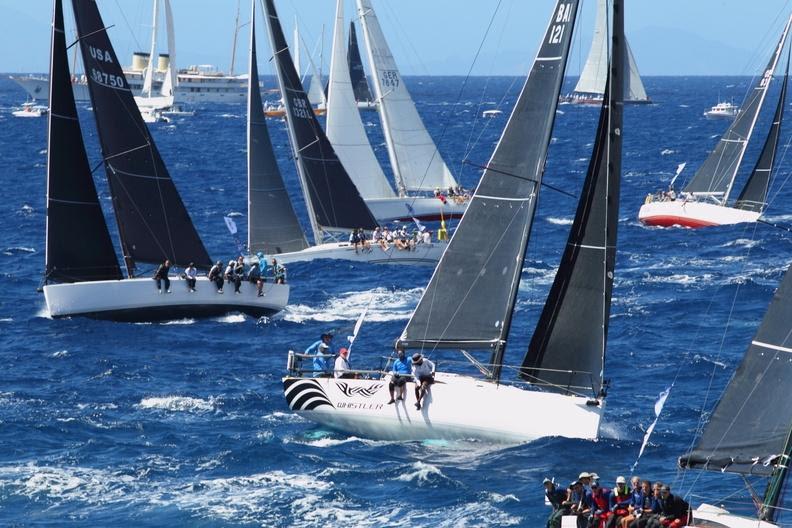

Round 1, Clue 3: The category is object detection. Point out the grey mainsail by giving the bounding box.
[247,1,309,255]
[520,0,624,397]
[347,22,372,104]
[683,18,792,200]
[46,0,121,283]
[397,0,580,372]
[735,53,789,213]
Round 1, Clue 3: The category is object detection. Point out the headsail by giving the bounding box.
[326,0,396,200]
[683,16,792,200]
[72,0,211,272]
[356,0,457,194]
[735,52,789,213]
[46,0,121,283]
[348,22,373,104]
[261,0,378,243]
[520,0,625,397]
[247,0,309,255]
[398,0,580,373]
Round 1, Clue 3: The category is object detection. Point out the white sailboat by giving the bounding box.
[42,0,287,321]
[638,18,791,228]
[133,0,180,117]
[282,0,626,443]
[252,0,446,266]
[564,0,649,105]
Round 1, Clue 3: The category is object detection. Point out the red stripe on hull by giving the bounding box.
[388,213,465,223]
[639,215,719,229]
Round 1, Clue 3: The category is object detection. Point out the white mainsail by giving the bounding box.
[160,0,177,98]
[356,0,457,194]
[573,0,648,102]
[142,0,159,98]
[326,0,395,199]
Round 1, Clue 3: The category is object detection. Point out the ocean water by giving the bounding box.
[1,74,791,526]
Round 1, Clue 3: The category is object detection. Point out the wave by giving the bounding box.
[283,287,423,324]
[0,317,13,323]
[159,318,196,325]
[660,149,675,155]
[214,314,246,324]
[546,217,573,225]
[394,461,452,485]
[51,350,69,358]
[720,238,758,249]
[3,246,36,255]
[137,396,216,413]
[225,211,244,217]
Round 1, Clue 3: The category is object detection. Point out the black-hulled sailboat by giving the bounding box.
[677,262,792,527]
[253,0,447,266]
[282,0,624,443]
[42,0,288,320]
[639,16,792,228]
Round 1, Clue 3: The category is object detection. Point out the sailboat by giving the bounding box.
[254,0,446,266]
[282,0,625,443]
[42,0,288,321]
[133,0,179,121]
[563,0,649,105]
[676,261,792,527]
[347,21,376,111]
[638,18,791,228]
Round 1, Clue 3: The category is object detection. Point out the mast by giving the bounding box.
[520,0,624,397]
[761,428,792,522]
[293,18,301,77]
[142,0,159,98]
[397,0,580,382]
[229,0,241,76]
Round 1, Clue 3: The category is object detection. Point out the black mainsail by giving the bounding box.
[247,2,309,255]
[680,262,792,522]
[46,0,121,283]
[262,0,377,243]
[397,0,580,378]
[520,0,624,396]
[347,22,373,104]
[735,53,789,213]
[683,19,792,201]
[72,0,211,273]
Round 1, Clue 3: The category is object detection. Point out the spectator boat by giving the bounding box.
[41,0,287,321]
[703,100,739,119]
[282,0,625,443]
[12,100,48,118]
[638,18,792,228]
[249,0,445,266]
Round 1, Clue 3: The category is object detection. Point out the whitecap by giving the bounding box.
[0,317,12,323]
[3,246,36,255]
[721,238,758,249]
[394,461,448,484]
[283,287,423,323]
[51,350,69,358]
[660,149,674,155]
[159,318,196,325]
[225,211,244,217]
[546,216,573,225]
[137,395,216,413]
[214,314,245,324]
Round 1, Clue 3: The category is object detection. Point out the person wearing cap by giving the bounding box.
[587,479,610,527]
[544,478,568,528]
[387,345,411,404]
[565,480,590,525]
[334,348,353,379]
[578,472,593,493]
[650,485,689,528]
[411,353,435,410]
[306,334,335,377]
[606,476,632,527]
[208,260,224,293]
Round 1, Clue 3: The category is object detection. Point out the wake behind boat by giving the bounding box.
[41,0,287,321]
[283,0,626,443]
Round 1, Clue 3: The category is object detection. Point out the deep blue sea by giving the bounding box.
[1,74,791,526]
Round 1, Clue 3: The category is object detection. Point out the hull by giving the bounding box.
[283,373,603,443]
[43,276,288,321]
[273,241,446,266]
[638,200,761,228]
[685,504,777,527]
[366,196,467,222]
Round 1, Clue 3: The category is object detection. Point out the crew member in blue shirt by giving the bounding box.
[387,345,411,404]
[306,333,334,377]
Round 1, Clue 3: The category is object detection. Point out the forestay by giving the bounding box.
[684,16,792,199]
[680,262,792,475]
[326,0,395,200]
[356,0,457,194]
[398,0,580,356]
[72,0,211,272]
[247,1,309,255]
[262,0,377,241]
[521,0,625,397]
[735,53,789,213]
[46,0,121,283]
[348,22,373,104]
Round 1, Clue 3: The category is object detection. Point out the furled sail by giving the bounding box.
[72,0,211,272]
[356,0,457,194]
[735,53,789,213]
[247,1,309,255]
[348,22,373,104]
[680,261,792,476]
[261,0,377,242]
[684,17,792,199]
[573,0,647,102]
[521,0,625,397]
[398,0,580,359]
[326,0,395,200]
[46,0,121,283]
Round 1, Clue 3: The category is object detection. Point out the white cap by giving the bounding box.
[578,472,591,480]
[616,476,626,485]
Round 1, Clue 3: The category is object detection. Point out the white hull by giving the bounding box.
[273,241,446,266]
[686,504,777,527]
[357,100,377,110]
[638,200,761,228]
[366,196,467,223]
[283,372,603,443]
[43,276,288,321]
[12,109,46,118]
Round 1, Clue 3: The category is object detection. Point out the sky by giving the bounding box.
[2,0,792,76]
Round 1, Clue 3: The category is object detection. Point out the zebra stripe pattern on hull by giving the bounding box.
[283,378,334,410]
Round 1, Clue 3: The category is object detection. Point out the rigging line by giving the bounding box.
[113,0,143,50]
[66,25,116,50]
[758,218,792,233]
[462,160,577,199]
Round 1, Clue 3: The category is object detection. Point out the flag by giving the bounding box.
[404,204,425,232]
[224,216,238,235]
